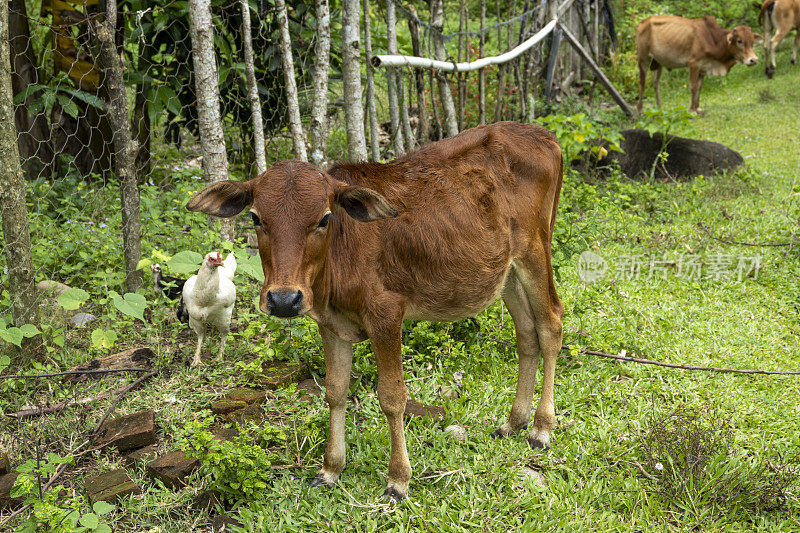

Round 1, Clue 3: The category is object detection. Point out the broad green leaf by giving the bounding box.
[18,324,40,338]
[167,250,204,274]
[60,86,104,109]
[235,249,264,282]
[0,328,23,347]
[57,94,80,119]
[57,288,90,311]
[112,292,147,322]
[79,513,99,529]
[92,501,115,515]
[91,328,118,350]
[94,524,112,533]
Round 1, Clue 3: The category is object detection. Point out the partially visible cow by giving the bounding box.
[187,122,564,501]
[760,0,800,78]
[637,15,762,114]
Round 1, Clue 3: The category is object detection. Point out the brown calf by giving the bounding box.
[187,122,564,500]
[760,0,800,78]
[637,15,761,114]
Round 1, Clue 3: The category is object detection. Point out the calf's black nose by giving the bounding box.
[267,289,304,317]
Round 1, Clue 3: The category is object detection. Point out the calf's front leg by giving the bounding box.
[365,305,410,501]
[311,326,354,488]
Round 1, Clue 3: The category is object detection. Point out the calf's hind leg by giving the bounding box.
[493,274,541,437]
[513,249,564,450]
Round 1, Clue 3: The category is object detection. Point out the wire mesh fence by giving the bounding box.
[0,0,616,513]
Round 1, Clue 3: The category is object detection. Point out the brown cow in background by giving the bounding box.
[760,0,800,78]
[637,15,762,114]
[187,122,564,501]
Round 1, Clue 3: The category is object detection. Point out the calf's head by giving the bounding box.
[186,161,398,317]
[727,26,762,66]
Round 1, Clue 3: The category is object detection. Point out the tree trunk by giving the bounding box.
[493,0,506,122]
[515,0,530,120]
[241,0,267,174]
[398,71,415,149]
[188,0,234,240]
[385,0,404,155]
[275,0,308,161]
[457,0,467,130]
[478,0,486,125]
[430,0,458,137]
[363,0,380,160]
[408,6,429,144]
[95,0,142,294]
[341,0,368,161]
[310,0,332,166]
[133,31,153,181]
[9,0,51,178]
[1,1,40,358]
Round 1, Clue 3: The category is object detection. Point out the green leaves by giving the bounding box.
[0,319,41,348]
[57,288,90,311]
[167,250,204,274]
[110,291,148,322]
[91,328,118,350]
[235,249,265,282]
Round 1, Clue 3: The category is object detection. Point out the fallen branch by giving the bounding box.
[1,368,152,381]
[7,384,133,419]
[698,224,793,247]
[91,369,158,437]
[563,345,800,375]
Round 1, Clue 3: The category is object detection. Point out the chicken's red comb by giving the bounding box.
[216,252,222,261]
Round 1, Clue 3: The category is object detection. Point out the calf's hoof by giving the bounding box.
[490,422,527,438]
[384,481,408,502]
[791,58,796,65]
[766,66,775,78]
[309,473,336,489]
[528,429,551,451]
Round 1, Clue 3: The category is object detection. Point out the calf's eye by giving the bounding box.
[250,212,261,227]
[317,212,332,229]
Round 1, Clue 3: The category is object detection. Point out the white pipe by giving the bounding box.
[372,18,557,72]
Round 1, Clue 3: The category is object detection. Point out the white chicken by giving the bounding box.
[182,251,237,366]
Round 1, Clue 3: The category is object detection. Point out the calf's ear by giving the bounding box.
[186,180,254,217]
[335,185,399,222]
[754,33,763,42]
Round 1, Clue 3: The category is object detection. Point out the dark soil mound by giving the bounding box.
[573,128,744,180]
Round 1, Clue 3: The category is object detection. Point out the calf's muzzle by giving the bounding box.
[266,288,304,317]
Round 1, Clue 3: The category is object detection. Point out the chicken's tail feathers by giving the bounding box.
[221,252,238,280]
[176,296,190,324]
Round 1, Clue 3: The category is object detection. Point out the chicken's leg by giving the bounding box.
[191,320,206,366]
[217,329,228,361]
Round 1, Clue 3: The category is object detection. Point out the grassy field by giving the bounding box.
[2,47,800,533]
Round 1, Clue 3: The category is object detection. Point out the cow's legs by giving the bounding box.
[688,65,702,114]
[770,28,791,70]
[652,65,663,107]
[493,274,540,437]
[513,248,564,450]
[365,302,410,501]
[791,30,800,64]
[764,15,775,77]
[311,326,354,488]
[637,58,648,113]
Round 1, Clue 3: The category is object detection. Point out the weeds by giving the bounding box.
[638,405,800,520]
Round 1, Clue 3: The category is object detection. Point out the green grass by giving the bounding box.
[3,47,800,533]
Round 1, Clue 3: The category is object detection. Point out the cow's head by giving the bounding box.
[728,26,762,66]
[186,161,398,317]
